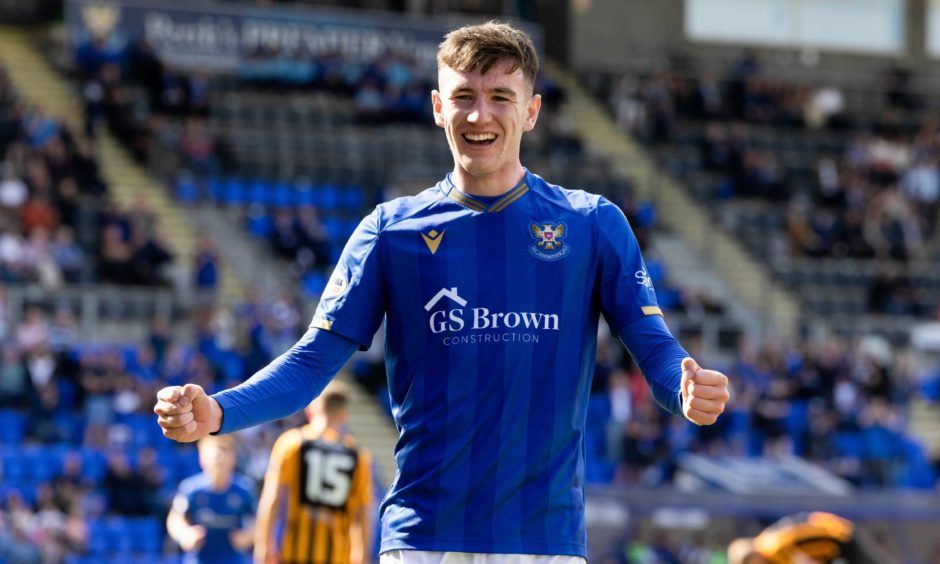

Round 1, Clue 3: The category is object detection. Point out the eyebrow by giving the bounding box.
[452,86,519,97]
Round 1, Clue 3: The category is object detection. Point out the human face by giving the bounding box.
[199,440,235,484]
[432,61,541,196]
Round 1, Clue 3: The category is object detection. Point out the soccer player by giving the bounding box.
[254,381,374,564]
[155,21,730,563]
[726,511,897,564]
[167,435,256,564]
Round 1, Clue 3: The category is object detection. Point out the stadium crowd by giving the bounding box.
[0,290,313,562]
[0,61,176,290]
[589,54,940,320]
[0,11,932,563]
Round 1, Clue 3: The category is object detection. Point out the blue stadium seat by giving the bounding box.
[248,178,272,205]
[208,175,227,202]
[129,517,163,554]
[220,177,248,206]
[2,448,29,483]
[302,271,328,297]
[271,181,294,207]
[343,184,366,211]
[0,409,26,444]
[656,288,682,310]
[323,216,345,241]
[834,431,864,459]
[107,516,136,554]
[246,209,274,239]
[174,173,200,203]
[645,260,666,286]
[786,400,809,455]
[80,448,108,482]
[87,520,110,555]
[32,447,63,482]
[897,439,937,489]
[862,424,901,461]
[321,183,342,211]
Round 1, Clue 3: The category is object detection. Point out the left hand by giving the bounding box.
[230,527,254,551]
[680,357,729,425]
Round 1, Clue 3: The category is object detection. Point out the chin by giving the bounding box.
[459,159,500,177]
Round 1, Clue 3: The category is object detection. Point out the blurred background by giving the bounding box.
[1,0,940,562]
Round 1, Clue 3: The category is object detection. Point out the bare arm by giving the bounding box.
[253,479,285,564]
[166,503,206,553]
[350,501,374,564]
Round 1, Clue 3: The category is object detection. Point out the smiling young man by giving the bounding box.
[155,21,730,564]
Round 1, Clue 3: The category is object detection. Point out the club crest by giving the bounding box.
[528,221,570,261]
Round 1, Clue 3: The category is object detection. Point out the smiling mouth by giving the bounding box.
[462,133,498,146]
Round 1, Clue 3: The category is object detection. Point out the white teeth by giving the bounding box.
[464,133,497,141]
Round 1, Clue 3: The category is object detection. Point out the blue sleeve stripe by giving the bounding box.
[212,328,359,434]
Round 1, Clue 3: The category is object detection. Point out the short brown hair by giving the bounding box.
[198,433,237,452]
[318,381,351,416]
[437,21,539,87]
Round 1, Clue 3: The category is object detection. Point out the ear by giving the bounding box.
[522,93,542,132]
[431,89,445,128]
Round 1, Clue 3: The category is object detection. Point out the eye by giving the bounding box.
[493,96,511,102]
[454,94,472,101]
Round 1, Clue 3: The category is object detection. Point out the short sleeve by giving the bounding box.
[596,197,661,332]
[266,430,300,487]
[310,208,386,349]
[171,491,190,515]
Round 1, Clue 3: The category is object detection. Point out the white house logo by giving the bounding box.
[635,269,653,289]
[424,287,559,346]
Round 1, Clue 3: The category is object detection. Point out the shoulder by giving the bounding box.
[373,185,445,231]
[176,473,206,496]
[271,427,304,457]
[527,173,605,218]
[230,473,257,496]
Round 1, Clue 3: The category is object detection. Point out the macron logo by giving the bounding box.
[424,287,467,311]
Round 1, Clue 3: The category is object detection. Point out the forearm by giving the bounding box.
[254,482,281,559]
[617,314,688,415]
[212,328,359,433]
[166,510,192,545]
[360,505,374,564]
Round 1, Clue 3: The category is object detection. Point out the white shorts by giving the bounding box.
[379,550,586,564]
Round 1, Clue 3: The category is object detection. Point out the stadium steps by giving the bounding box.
[0,26,243,303]
[544,60,800,339]
[336,374,399,488]
[909,398,940,461]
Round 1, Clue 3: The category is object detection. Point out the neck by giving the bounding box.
[310,417,344,434]
[451,163,525,197]
[209,473,231,491]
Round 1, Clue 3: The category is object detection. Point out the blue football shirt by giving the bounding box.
[310,169,680,557]
[172,472,257,564]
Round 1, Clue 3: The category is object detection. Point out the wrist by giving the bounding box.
[209,396,224,434]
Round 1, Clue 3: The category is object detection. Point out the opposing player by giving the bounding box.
[254,381,374,564]
[727,511,898,564]
[167,435,256,564]
[155,21,730,563]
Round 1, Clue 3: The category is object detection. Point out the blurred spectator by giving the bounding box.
[193,233,220,292]
[178,116,215,177]
[104,451,160,516]
[0,344,32,408]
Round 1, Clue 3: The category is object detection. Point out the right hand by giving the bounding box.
[154,384,222,442]
[180,524,207,552]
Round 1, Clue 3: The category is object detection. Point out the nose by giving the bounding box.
[467,98,490,123]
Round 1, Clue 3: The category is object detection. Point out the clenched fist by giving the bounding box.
[153,383,223,442]
[680,357,729,426]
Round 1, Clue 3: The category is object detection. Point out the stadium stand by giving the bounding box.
[1,0,939,561]
[586,55,940,342]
